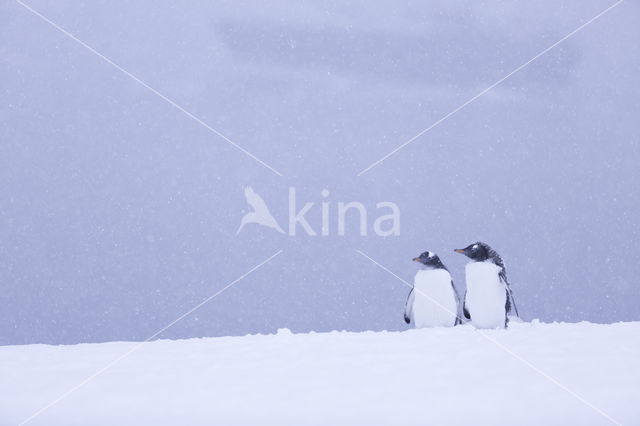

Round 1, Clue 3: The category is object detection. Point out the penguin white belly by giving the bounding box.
[412,269,458,328]
[465,261,507,329]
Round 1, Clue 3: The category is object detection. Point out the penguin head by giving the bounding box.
[413,251,447,270]
[454,242,490,261]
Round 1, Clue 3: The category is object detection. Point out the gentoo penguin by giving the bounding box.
[404,251,461,328]
[454,242,519,329]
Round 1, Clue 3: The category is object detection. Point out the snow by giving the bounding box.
[410,269,458,327]
[465,261,508,329]
[1,321,639,425]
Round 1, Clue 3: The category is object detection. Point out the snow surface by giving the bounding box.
[1,321,638,426]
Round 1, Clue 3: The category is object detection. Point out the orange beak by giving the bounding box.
[412,257,420,262]
[454,249,465,254]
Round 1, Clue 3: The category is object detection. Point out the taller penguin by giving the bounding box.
[454,242,519,329]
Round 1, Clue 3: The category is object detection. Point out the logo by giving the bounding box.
[237,187,400,237]
[236,187,285,235]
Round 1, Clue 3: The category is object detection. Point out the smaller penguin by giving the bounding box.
[454,242,519,329]
[404,251,461,328]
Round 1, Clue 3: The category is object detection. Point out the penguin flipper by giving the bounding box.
[462,290,471,320]
[404,288,415,324]
[506,286,520,318]
[500,271,520,318]
[451,280,462,326]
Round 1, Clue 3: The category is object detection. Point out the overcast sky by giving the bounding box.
[1,0,639,345]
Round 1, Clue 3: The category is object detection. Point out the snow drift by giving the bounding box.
[1,321,638,425]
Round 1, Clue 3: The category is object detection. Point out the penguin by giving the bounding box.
[404,251,461,328]
[454,242,520,329]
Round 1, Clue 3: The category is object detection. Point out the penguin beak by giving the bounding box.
[412,257,420,262]
[454,249,465,254]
